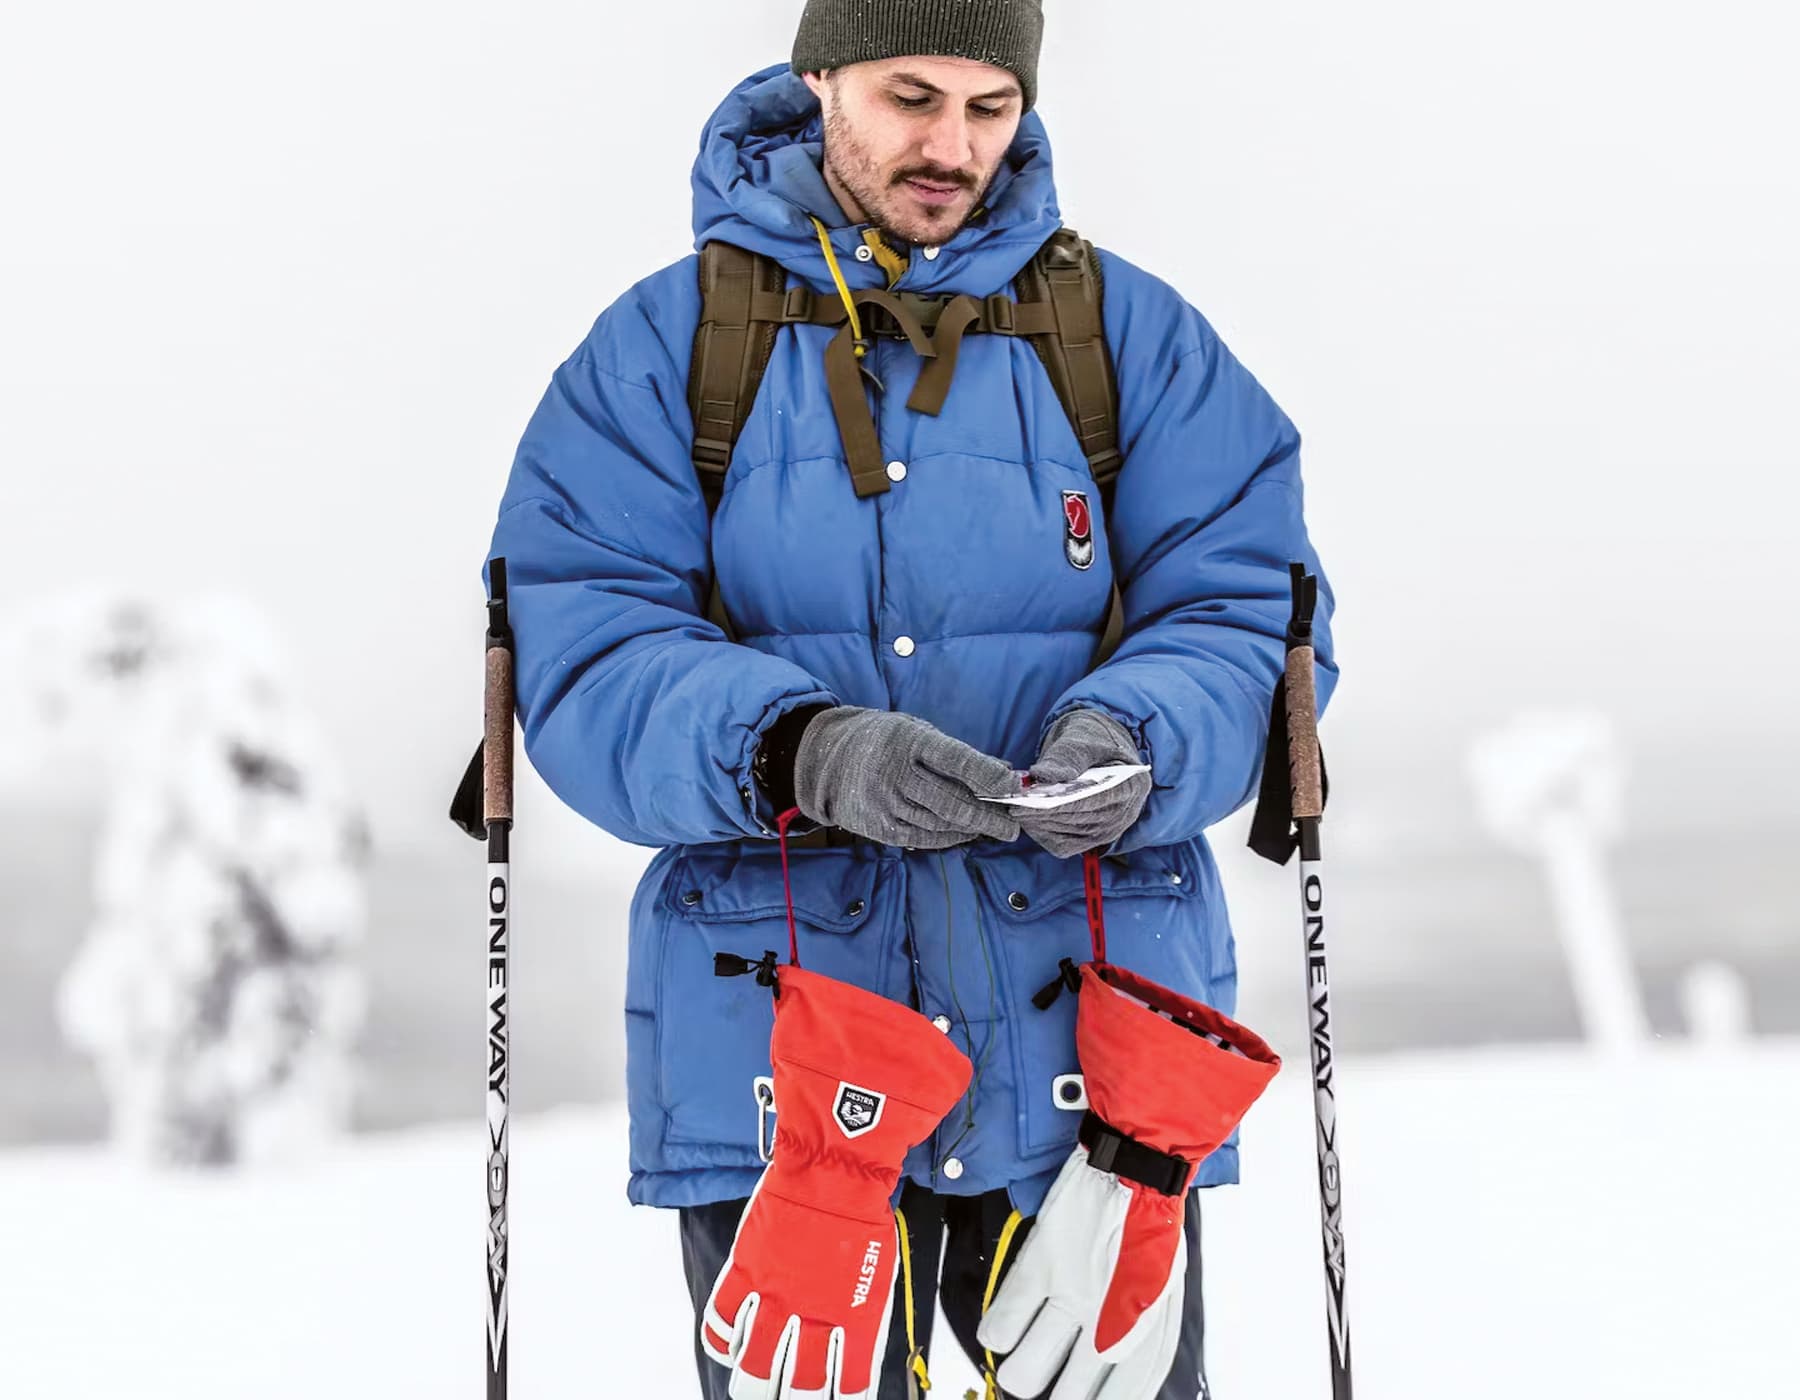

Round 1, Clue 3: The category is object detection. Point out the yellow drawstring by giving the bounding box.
[965,1209,1024,1400]
[897,1207,933,1398]
[810,216,868,362]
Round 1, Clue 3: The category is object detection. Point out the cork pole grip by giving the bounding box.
[1285,643,1324,820]
[484,642,514,825]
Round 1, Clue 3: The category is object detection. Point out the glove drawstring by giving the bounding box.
[968,1208,1025,1400]
[1029,852,1110,1009]
[776,805,804,967]
[1082,849,1108,964]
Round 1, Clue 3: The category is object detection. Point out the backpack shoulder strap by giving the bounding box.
[689,240,786,517]
[1013,228,1124,500]
[1015,227,1127,666]
[690,241,788,641]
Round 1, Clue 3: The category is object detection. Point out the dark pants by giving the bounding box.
[678,1179,1211,1400]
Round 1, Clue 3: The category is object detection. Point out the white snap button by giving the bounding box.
[893,636,915,657]
[854,245,874,261]
[886,460,907,482]
[923,246,940,260]
[932,1015,951,1033]
[1169,872,1182,886]
[942,1156,964,1180]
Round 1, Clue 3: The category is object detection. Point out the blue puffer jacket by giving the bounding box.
[485,64,1339,1215]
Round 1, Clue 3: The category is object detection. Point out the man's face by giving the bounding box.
[802,55,1024,247]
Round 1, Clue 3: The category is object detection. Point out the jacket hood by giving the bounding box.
[690,62,1063,296]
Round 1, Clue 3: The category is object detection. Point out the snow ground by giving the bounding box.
[6,1042,1791,1399]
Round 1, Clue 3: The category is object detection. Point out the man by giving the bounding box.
[484,1,1338,1395]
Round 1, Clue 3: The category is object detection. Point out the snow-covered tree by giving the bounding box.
[0,589,369,1167]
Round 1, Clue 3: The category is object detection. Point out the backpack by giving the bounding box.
[686,226,1126,666]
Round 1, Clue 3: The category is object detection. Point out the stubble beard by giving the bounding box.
[821,101,997,248]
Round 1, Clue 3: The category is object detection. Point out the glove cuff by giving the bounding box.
[1076,962,1280,1167]
[771,963,973,1133]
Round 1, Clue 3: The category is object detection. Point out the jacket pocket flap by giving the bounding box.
[973,842,1198,923]
[663,845,880,934]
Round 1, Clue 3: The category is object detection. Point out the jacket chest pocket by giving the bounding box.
[647,845,902,1151]
[970,840,1216,1161]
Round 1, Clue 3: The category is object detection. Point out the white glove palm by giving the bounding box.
[975,1146,1186,1400]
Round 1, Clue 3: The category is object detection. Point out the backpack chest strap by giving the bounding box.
[737,284,1055,497]
[748,284,1057,341]
[746,284,1062,494]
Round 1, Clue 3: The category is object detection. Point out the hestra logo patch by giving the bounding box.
[1062,489,1095,570]
[833,1082,885,1138]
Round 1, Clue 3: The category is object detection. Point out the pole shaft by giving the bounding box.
[1279,562,1352,1397]
[482,560,514,1400]
[486,837,510,1398]
[1299,835,1352,1398]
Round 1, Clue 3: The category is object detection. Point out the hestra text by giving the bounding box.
[850,1241,883,1307]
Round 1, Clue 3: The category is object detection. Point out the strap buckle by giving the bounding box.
[983,293,1017,335]
[692,435,734,469]
[858,302,904,340]
[1078,1109,1191,1196]
[782,285,814,321]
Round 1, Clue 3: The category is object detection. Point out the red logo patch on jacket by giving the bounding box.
[1062,489,1095,570]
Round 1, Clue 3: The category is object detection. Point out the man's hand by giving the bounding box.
[791,706,1023,849]
[1019,709,1152,858]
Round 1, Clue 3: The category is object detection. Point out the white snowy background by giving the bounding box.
[2,1,1795,1396]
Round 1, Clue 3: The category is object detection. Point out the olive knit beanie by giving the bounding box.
[791,0,1045,111]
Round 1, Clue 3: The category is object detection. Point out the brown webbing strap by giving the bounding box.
[906,293,1056,415]
[818,288,943,497]
[704,575,737,642]
[1013,231,1127,666]
[690,243,786,510]
[692,242,787,641]
[1096,584,1125,667]
[824,321,892,498]
[908,296,982,414]
[1018,230,1124,489]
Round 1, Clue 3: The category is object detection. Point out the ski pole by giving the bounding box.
[450,557,514,1400]
[1248,561,1351,1398]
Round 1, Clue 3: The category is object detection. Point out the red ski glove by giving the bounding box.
[980,963,1280,1397]
[702,963,973,1400]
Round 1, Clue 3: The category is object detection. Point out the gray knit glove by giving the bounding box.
[793,706,1024,849]
[1019,709,1153,858]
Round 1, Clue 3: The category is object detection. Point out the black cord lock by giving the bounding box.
[1031,956,1083,1011]
[714,949,782,993]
